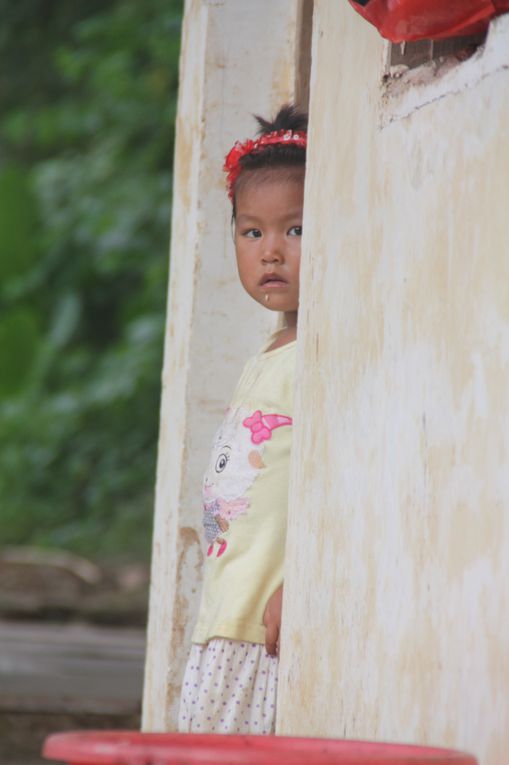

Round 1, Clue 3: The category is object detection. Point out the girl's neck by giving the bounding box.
[265,322,297,352]
[284,310,297,329]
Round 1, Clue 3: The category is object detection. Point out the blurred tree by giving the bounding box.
[0,0,183,559]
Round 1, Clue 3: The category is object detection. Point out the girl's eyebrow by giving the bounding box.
[236,208,303,224]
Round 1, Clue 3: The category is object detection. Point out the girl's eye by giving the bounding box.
[288,225,302,236]
[215,452,230,473]
[244,229,262,239]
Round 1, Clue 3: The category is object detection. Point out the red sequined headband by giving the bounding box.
[223,129,307,201]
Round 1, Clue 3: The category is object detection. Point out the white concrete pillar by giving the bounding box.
[277,4,509,764]
[142,0,304,732]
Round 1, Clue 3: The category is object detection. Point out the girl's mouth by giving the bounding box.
[260,274,288,288]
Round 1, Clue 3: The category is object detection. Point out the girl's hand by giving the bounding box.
[262,584,283,657]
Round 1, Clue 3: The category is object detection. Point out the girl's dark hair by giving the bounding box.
[232,103,307,215]
[240,103,308,171]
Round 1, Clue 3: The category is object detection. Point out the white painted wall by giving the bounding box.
[277,4,509,765]
[142,0,303,731]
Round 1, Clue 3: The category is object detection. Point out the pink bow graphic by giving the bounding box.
[242,410,293,444]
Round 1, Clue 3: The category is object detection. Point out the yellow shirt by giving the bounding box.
[192,339,296,645]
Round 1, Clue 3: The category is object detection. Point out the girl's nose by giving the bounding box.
[262,237,283,262]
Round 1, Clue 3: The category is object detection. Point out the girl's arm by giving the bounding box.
[262,584,283,656]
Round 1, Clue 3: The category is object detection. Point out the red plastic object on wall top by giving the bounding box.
[42,731,478,765]
[348,0,509,42]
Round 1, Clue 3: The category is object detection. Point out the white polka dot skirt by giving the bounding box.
[178,638,278,735]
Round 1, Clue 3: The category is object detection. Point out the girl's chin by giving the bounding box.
[258,296,297,312]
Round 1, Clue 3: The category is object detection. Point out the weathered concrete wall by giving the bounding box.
[142,0,303,732]
[277,4,509,764]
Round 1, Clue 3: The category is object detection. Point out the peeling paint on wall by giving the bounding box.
[381,15,509,125]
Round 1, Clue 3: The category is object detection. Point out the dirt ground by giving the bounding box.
[0,548,149,765]
[1,710,141,765]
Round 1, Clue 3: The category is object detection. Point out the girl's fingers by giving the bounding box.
[265,622,279,656]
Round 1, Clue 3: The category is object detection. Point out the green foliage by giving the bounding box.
[0,0,183,559]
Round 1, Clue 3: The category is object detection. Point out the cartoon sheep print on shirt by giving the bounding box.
[203,407,292,557]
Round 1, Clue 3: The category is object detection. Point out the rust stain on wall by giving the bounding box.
[165,526,203,714]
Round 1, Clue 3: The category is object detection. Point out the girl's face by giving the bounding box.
[234,172,304,328]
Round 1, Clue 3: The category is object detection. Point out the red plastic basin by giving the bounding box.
[42,730,477,765]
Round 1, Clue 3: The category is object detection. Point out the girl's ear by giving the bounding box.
[248,450,265,469]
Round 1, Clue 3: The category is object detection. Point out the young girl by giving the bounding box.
[178,104,307,735]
